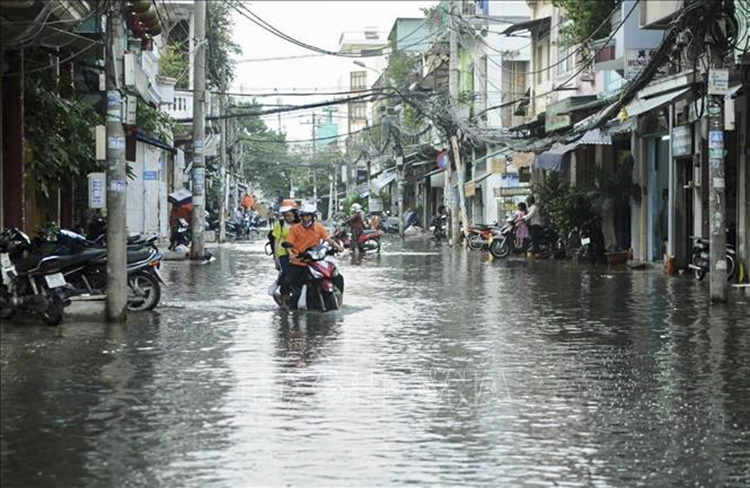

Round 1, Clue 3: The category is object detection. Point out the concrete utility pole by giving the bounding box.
[391,116,406,237]
[218,87,227,243]
[707,42,729,301]
[312,113,318,203]
[448,0,461,246]
[451,134,470,246]
[190,0,206,259]
[105,3,128,322]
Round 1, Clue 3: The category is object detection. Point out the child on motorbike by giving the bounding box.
[515,202,529,249]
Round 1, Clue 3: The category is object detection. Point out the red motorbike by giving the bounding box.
[332,226,383,253]
[466,223,499,251]
[276,242,344,312]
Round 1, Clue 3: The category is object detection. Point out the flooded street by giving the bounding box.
[2,239,749,487]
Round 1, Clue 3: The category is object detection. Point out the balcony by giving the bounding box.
[592,0,664,79]
[640,0,682,29]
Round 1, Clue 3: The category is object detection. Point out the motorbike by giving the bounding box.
[567,217,606,264]
[332,226,383,253]
[489,217,564,260]
[688,236,736,282]
[1,228,71,326]
[31,228,165,311]
[467,223,499,251]
[431,214,447,240]
[274,241,344,312]
[170,218,191,251]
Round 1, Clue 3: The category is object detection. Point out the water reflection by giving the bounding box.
[2,239,749,487]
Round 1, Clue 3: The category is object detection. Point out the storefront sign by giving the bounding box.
[625,49,667,80]
[493,186,531,198]
[143,171,158,181]
[671,125,692,158]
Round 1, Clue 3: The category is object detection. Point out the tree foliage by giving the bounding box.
[235,101,304,198]
[24,72,103,196]
[206,1,242,89]
[159,42,189,89]
[552,0,618,46]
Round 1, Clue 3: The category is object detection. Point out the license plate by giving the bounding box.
[581,237,591,246]
[1,253,11,269]
[45,272,66,289]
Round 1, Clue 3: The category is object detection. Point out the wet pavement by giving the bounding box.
[2,238,750,487]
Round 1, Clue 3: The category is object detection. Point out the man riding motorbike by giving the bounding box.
[284,203,344,309]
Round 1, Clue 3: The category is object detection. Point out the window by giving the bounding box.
[349,102,367,120]
[350,71,367,90]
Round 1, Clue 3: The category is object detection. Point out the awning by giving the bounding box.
[373,170,397,191]
[579,128,612,145]
[534,141,580,172]
[502,17,551,35]
[136,131,177,154]
[510,152,535,170]
[622,87,690,119]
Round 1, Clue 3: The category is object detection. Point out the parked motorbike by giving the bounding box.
[32,228,165,311]
[467,223,499,251]
[688,236,736,282]
[567,217,606,264]
[274,241,344,312]
[1,228,71,326]
[489,217,564,260]
[332,226,383,253]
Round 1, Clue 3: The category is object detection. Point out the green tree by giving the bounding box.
[159,42,189,89]
[552,0,618,46]
[206,1,242,89]
[24,71,103,196]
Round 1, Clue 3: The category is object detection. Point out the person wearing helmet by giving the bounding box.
[272,199,299,274]
[346,202,365,253]
[284,203,343,308]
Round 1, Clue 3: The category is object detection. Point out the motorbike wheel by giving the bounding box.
[323,290,339,311]
[727,255,736,282]
[0,307,16,320]
[361,238,381,253]
[468,234,484,251]
[127,272,161,312]
[40,294,64,326]
[693,261,707,281]
[489,238,511,259]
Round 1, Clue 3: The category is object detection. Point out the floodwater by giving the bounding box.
[2,238,749,487]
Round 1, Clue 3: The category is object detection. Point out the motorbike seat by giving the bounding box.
[127,249,154,264]
[127,234,143,244]
[55,249,108,268]
[362,229,379,235]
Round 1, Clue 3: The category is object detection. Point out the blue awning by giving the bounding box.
[533,141,580,172]
[135,131,177,154]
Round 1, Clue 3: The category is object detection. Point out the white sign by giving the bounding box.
[368,196,383,212]
[625,49,667,81]
[671,125,692,158]
[708,69,729,95]
[88,172,106,209]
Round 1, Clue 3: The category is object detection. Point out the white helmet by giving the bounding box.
[351,203,362,212]
[299,203,318,227]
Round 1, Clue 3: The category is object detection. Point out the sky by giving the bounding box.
[230,1,436,142]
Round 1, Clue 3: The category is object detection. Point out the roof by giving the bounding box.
[502,17,551,36]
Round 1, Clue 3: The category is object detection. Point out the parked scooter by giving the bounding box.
[332,226,383,253]
[567,216,606,264]
[29,228,165,311]
[1,228,72,325]
[688,236,736,282]
[431,214,447,240]
[273,241,344,312]
[467,223,499,251]
[170,218,191,251]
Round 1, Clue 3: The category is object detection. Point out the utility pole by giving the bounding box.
[706,19,729,302]
[105,2,127,322]
[448,0,461,246]
[446,0,468,244]
[312,113,318,203]
[218,85,227,243]
[391,115,406,237]
[190,0,206,260]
